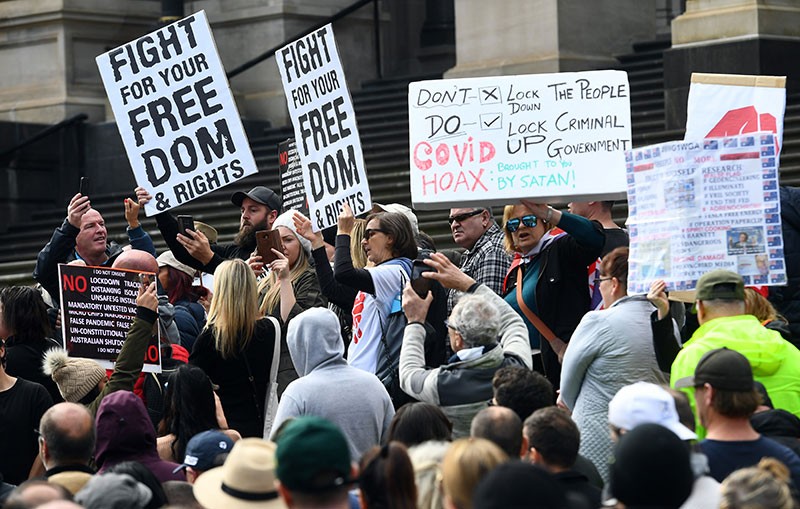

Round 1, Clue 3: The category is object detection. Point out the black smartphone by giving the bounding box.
[410,259,435,297]
[79,177,89,196]
[177,215,195,234]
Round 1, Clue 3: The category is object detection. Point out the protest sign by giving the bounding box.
[626,132,786,294]
[685,73,786,152]
[58,264,161,373]
[278,138,309,216]
[96,11,258,216]
[408,70,631,210]
[275,24,371,231]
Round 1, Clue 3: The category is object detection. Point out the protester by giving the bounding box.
[559,247,668,482]
[501,200,604,387]
[472,461,569,509]
[407,441,449,509]
[669,270,800,433]
[0,286,63,402]
[94,390,185,482]
[446,206,511,311]
[358,442,417,509]
[470,406,524,458]
[172,430,234,484]
[75,472,153,509]
[43,281,159,415]
[491,366,554,420]
[743,287,794,343]
[386,402,453,447]
[33,193,156,301]
[137,185,282,274]
[441,438,508,509]
[273,417,356,509]
[750,382,800,457]
[400,252,532,438]
[567,200,629,256]
[522,407,601,508]
[609,423,694,509]
[249,211,326,391]
[719,458,795,509]
[607,382,720,509]
[676,347,800,486]
[156,250,207,350]
[271,307,394,459]
[333,203,418,374]
[156,364,241,463]
[38,403,96,495]
[0,338,53,485]
[4,481,72,509]
[106,461,170,509]
[190,259,280,438]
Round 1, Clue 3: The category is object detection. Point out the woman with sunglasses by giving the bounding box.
[502,199,604,387]
[558,247,668,484]
[333,203,418,374]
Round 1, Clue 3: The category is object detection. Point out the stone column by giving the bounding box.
[445,0,657,78]
[664,0,800,128]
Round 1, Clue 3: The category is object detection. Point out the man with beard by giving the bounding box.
[136,186,281,274]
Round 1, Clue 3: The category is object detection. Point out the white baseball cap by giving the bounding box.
[608,382,697,441]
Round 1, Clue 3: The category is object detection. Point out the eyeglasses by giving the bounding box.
[448,210,483,225]
[597,276,613,283]
[364,228,388,240]
[505,215,537,233]
[444,319,459,333]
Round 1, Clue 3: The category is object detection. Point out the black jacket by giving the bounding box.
[769,187,800,349]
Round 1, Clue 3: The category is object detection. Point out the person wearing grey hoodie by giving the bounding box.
[270,307,394,460]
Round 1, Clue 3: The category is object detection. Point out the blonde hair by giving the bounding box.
[720,458,794,509]
[258,246,310,317]
[350,218,368,269]
[744,288,784,324]
[441,438,508,509]
[205,259,259,359]
[501,204,553,254]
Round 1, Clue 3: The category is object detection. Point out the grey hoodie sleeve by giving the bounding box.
[269,393,302,440]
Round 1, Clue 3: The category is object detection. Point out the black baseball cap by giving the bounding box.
[674,347,754,391]
[231,186,282,211]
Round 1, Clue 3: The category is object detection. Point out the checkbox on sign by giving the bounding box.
[479,86,501,104]
[481,113,502,130]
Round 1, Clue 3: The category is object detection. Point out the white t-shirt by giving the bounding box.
[347,261,409,373]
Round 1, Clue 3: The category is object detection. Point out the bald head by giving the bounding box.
[111,249,158,274]
[5,481,71,509]
[470,406,523,458]
[40,402,95,468]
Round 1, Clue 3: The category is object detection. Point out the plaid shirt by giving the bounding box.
[448,222,512,312]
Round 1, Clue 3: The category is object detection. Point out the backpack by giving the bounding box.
[374,259,438,409]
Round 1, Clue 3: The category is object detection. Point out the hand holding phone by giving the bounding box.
[410,259,435,297]
[177,215,195,235]
[79,177,90,196]
[256,230,284,264]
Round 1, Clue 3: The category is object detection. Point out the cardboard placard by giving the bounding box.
[408,70,632,209]
[685,73,787,153]
[626,133,786,294]
[278,138,309,216]
[96,11,258,216]
[276,24,371,231]
[58,264,161,373]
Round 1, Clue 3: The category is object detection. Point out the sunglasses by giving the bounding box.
[364,228,388,240]
[505,215,537,233]
[448,209,483,225]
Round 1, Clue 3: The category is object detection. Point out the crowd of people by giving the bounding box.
[1,184,799,509]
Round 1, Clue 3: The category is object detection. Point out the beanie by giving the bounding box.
[43,348,107,402]
[272,211,312,255]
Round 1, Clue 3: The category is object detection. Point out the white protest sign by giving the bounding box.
[59,264,162,373]
[626,133,786,295]
[685,73,786,151]
[96,11,258,216]
[408,70,631,210]
[276,24,371,231]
